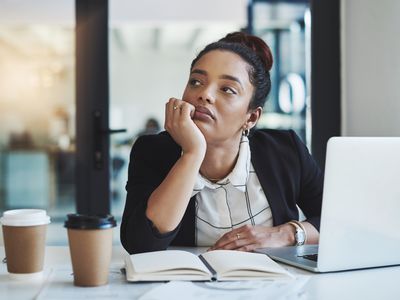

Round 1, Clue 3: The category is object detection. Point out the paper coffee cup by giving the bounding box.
[64,214,116,287]
[0,209,50,280]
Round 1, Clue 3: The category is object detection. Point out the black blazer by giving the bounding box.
[121,129,323,254]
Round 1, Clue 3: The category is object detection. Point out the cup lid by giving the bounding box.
[64,214,117,230]
[0,209,51,227]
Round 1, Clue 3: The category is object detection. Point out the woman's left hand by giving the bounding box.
[209,224,295,252]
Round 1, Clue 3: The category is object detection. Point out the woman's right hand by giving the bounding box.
[145,98,206,234]
[164,98,206,157]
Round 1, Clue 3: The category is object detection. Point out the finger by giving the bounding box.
[172,98,182,115]
[214,225,251,249]
[167,97,177,112]
[215,233,262,251]
[213,229,245,249]
[236,243,258,252]
[213,237,252,251]
[180,102,195,118]
[212,233,233,249]
[165,98,177,128]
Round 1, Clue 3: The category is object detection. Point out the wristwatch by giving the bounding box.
[288,221,306,246]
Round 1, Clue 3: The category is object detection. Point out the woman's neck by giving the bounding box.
[200,135,242,182]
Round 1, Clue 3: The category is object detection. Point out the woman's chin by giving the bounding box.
[193,121,212,137]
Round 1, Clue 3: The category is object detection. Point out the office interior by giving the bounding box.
[0,0,399,247]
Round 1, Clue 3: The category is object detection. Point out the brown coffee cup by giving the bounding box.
[0,209,50,280]
[64,214,117,287]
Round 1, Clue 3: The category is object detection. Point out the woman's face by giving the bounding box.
[182,50,256,144]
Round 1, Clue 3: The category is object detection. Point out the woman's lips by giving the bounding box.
[193,106,215,121]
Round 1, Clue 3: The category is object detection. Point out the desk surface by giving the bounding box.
[1,246,400,300]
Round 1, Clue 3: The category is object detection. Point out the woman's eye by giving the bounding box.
[189,79,201,86]
[222,87,237,95]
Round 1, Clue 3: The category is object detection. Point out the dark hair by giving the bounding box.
[190,32,273,110]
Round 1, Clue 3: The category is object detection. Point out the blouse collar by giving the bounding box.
[192,136,250,195]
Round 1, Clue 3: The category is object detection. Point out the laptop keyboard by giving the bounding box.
[301,254,318,262]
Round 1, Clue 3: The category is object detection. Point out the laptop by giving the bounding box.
[255,137,400,273]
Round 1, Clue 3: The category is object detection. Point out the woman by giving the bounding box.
[121,32,323,254]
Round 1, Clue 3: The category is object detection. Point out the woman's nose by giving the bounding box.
[198,87,216,104]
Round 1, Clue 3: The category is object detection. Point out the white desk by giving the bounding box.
[1,246,400,300]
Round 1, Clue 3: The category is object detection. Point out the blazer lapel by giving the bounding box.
[250,137,287,226]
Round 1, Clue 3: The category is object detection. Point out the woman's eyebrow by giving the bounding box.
[219,74,243,88]
[191,69,243,88]
[191,69,207,76]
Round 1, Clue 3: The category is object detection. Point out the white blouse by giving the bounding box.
[192,136,273,246]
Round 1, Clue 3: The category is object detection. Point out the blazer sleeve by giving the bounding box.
[289,130,324,231]
[120,135,182,254]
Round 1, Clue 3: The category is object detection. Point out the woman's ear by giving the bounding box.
[245,107,262,130]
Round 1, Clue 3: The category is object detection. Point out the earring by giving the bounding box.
[242,128,250,137]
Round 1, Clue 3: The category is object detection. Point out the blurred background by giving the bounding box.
[0,0,310,244]
[2,0,399,245]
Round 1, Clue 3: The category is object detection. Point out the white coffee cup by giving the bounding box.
[0,209,50,280]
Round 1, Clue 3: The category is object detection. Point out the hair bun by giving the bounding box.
[219,32,273,72]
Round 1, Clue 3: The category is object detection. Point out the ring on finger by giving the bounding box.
[236,233,241,240]
[173,106,178,110]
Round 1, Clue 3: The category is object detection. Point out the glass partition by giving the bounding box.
[108,1,312,219]
[109,1,247,219]
[0,1,75,245]
[108,23,243,219]
[252,1,310,145]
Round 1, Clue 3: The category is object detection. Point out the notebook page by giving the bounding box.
[201,250,292,278]
[129,250,210,274]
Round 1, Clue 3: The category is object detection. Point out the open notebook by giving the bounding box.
[124,249,293,282]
